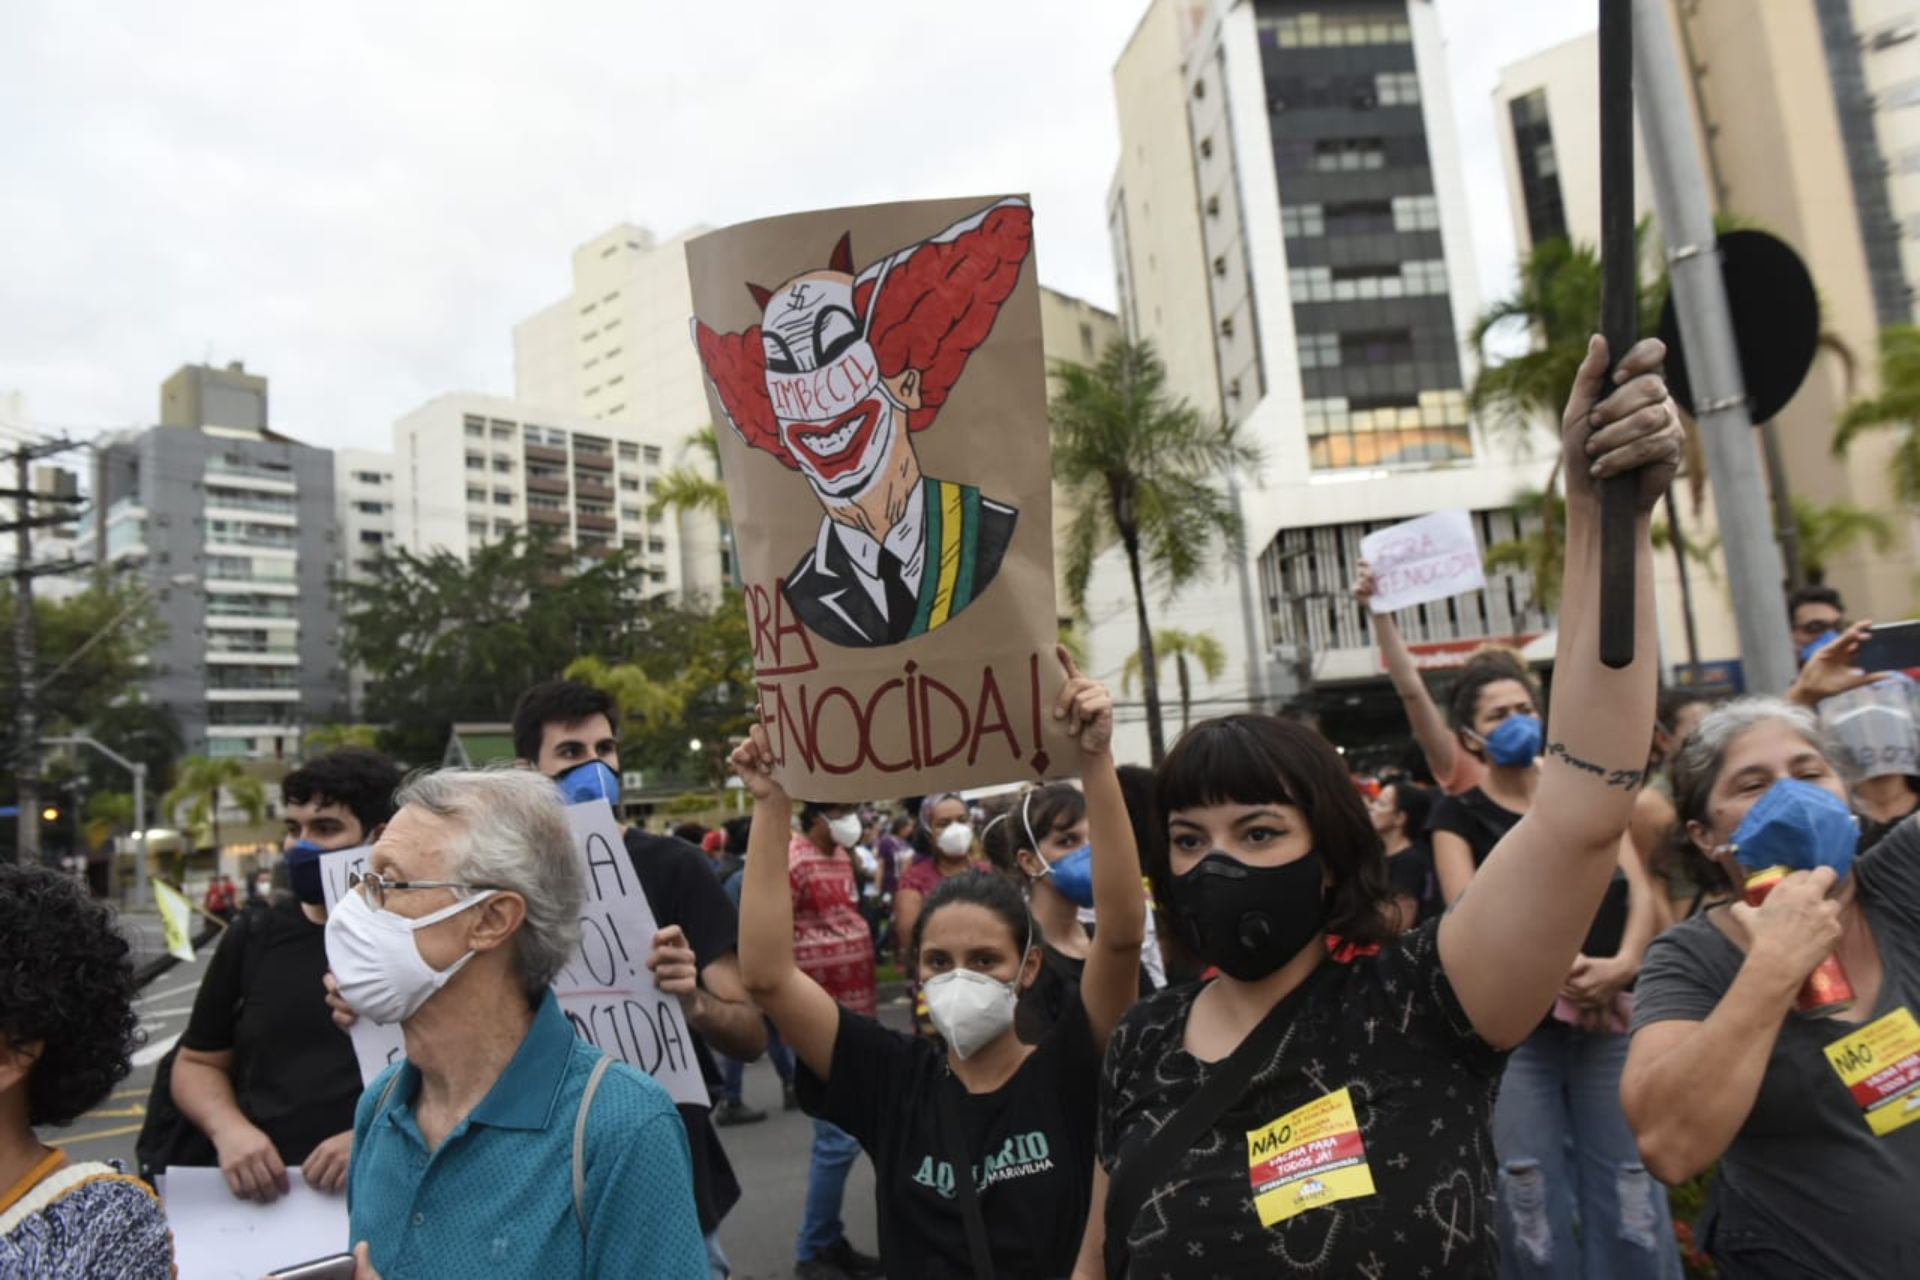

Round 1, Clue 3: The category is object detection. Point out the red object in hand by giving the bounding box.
[1744,865,1855,1016]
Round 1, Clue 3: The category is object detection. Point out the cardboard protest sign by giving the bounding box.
[554,802,706,1109]
[320,812,707,1109]
[687,195,1079,800]
[1360,510,1486,614]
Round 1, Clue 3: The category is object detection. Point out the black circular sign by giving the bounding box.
[1657,229,1820,424]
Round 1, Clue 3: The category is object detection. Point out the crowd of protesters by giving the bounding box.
[6,336,1920,1279]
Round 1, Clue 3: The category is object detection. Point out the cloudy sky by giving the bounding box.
[2,0,1593,453]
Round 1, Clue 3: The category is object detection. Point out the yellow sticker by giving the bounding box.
[1246,1087,1377,1228]
[1824,1007,1920,1138]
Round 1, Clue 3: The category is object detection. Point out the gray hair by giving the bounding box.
[1669,696,1834,829]
[394,767,583,999]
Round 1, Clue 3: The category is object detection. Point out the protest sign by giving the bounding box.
[320,813,706,1110]
[150,878,197,963]
[687,195,1080,800]
[163,1166,348,1279]
[554,802,706,1109]
[319,846,405,1086]
[1360,510,1485,614]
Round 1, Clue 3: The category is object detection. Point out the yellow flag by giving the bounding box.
[151,878,197,963]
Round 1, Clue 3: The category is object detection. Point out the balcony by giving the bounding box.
[575,478,614,501]
[578,543,616,560]
[576,512,617,532]
[527,474,570,496]
[573,448,614,472]
[524,442,568,465]
[528,507,569,527]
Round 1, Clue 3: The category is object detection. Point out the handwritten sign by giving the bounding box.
[322,811,706,1111]
[687,195,1080,799]
[163,1166,348,1279]
[556,802,706,1109]
[1360,510,1485,614]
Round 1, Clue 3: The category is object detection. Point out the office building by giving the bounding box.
[1094,0,1561,760]
[334,449,397,718]
[94,363,344,760]
[390,393,690,596]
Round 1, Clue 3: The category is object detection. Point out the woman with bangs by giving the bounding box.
[1083,336,1685,1278]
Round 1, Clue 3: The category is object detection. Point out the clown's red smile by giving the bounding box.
[787,401,883,482]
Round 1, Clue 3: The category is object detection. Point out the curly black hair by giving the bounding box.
[0,865,142,1126]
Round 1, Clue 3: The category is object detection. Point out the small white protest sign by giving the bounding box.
[318,846,406,1086]
[1360,510,1486,614]
[163,1166,349,1279]
[556,801,708,1109]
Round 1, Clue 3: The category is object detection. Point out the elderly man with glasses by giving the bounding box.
[328,769,704,1280]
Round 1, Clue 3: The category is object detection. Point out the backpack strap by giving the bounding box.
[572,1055,615,1240]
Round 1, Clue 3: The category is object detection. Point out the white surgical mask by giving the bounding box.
[936,822,976,857]
[324,886,496,1025]
[923,961,1026,1059]
[828,814,864,849]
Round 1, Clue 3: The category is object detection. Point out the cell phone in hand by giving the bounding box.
[267,1254,356,1279]
[1854,620,1920,675]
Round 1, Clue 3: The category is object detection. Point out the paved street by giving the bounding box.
[54,908,890,1279]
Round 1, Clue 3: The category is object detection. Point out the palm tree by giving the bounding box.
[647,426,730,523]
[1051,339,1260,763]
[303,723,379,755]
[1485,486,1567,613]
[161,756,267,855]
[1834,324,1920,504]
[1121,629,1228,735]
[1795,497,1895,585]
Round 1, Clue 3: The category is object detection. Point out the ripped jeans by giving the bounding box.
[1493,1021,1681,1279]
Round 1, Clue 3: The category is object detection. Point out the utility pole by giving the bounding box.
[5,437,89,863]
[1632,0,1798,694]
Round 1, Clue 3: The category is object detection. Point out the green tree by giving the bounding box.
[341,528,660,761]
[161,756,268,854]
[1121,628,1227,735]
[84,791,134,852]
[647,426,730,524]
[1834,323,1920,504]
[563,656,686,727]
[302,723,380,756]
[1051,339,1260,763]
[1485,486,1567,613]
[1794,497,1895,585]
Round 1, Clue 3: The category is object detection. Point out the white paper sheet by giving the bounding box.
[1360,509,1486,614]
[162,1166,350,1279]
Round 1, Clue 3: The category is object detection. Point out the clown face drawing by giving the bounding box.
[693,197,1032,649]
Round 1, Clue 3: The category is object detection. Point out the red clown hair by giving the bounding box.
[693,199,1034,471]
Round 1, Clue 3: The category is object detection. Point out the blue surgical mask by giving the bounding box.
[1800,630,1842,665]
[554,759,621,807]
[1726,777,1860,876]
[1040,844,1096,909]
[1477,714,1543,767]
[284,839,328,906]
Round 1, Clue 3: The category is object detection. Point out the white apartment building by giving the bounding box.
[512,224,726,600]
[335,448,397,584]
[391,393,688,597]
[1094,0,1563,760]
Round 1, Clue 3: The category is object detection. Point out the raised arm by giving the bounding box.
[1056,647,1145,1049]
[1439,336,1682,1049]
[730,728,842,1081]
[1357,562,1461,787]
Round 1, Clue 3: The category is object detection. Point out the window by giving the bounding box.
[1205,194,1221,217]
[466,454,484,470]
[463,416,485,438]
[529,494,564,511]
[493,491,514,506]
[622,506,643,522]
[618,442,640,461]
[494,457,514,474]
[353,500,386,515]
[1376,72,1420,106]
[352,470,385,485]
[619,476,641,491]
[1312,138,1385,172]
[494,520,513,535]
[605,348,622,361]
[1219,315,1235,338]
[489,420,515,439]
[1279,204,1325,238]
[603,317,622,331]
[359,530,385,545]
[1261,13,1411,47]
[648,538,667,555]
[649,568,667,585]
[606,405,627,417]
[1392,195,1441,232]
[643,446,662,465]
[469,520,487,537]
[1296,333,1340,369]
[467,487,486,503]
[1214,255,1228,277]
[603,291,619,304]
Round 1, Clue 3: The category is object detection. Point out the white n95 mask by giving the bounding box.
[325,887,496,1025]
[923,967,1022,1059]
[936,822,976,857]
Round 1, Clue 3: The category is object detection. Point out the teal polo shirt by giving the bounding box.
[347,989,706,1278]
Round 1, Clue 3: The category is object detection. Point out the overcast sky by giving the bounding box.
[1,1,1594,454]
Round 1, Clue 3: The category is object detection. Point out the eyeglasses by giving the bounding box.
[347,870,498,913]
[1793,616,1845,637]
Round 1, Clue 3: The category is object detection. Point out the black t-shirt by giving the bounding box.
[1384,840,1441,927]
[1631,818,1920,1278]
[1099,922,1506,1278]
[797,995,1100,1278]
[1014,942,1155,1045]
[1428,789,1629,957]
[180,898,361,1166]
[623,827,744,1234]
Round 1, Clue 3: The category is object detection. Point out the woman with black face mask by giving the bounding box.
[1084,335,1683,1279]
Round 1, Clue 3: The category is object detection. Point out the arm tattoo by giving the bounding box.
[1544,740,1645,791]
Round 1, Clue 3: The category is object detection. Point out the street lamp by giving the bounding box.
[43,734,150,904]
